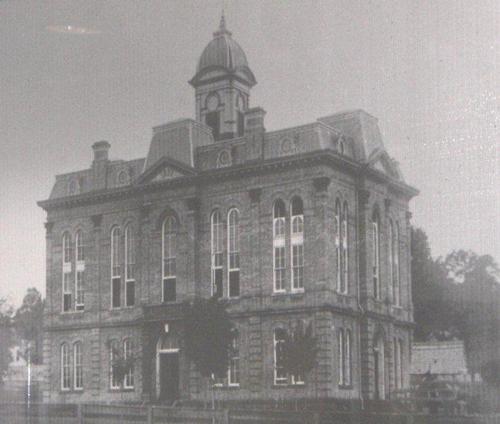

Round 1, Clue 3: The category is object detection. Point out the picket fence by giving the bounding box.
[0,402,499,424]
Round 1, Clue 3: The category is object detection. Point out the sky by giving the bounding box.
[0,0,498,306]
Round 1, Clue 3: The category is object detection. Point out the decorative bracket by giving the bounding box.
[44,221,54,235]
[185,197,200,212]
[313,177,330,193]
[91,214,102,228]
[248,188,262,203]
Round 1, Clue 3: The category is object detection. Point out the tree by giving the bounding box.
[13,288,44,365]
[411,227,458,341]
[281,320,319,384]
[182,297,234,407]
[0,298,15,384]
[441,250,500,381]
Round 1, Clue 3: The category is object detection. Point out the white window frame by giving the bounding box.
[61,343,71,391]
[62,232,72,312]
[394,222,401,306]
[335,200,342,292]
[345,329,352,386]
[338,328,344,386]
[123,339,134,389]
[111,227,121,309]
[110,340,120,390]
[125,224,136,307]
[162,216,177,303]
[273,201,286,293]
[372,214,381,300]
[273,328,287,385]
[73,341,83,390]
[342,202,349,294]
[228,332,240,387]
[211,210,224,298]
[290,197,304,292]
[227,208,240,298]
[74,230,85,311]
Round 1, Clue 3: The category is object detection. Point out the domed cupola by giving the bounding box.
[190,14,256,141]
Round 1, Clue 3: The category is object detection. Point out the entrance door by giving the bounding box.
[159,352,179,404]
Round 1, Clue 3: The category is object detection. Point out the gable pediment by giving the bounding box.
[367,149,401,180]
[136,157,197,185]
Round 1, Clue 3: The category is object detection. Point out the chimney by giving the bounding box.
[92,140,110,162]
[244,107,266,161]
[91,141,110,190]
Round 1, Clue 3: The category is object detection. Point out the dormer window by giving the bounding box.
[117,170,128,186]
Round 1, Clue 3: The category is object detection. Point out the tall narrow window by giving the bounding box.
[393,338,404,390]
[291,197,304,291]
[211,211,223,298]
[125,225,135,307]
[372,211,381,300]
[335,200,342,292]
[273,200,286,292]
[394,223,401,306]
[61,343,71,390]
[110,340,120,389]
[227,209,240,298]
[228,331,240,386]
[338,329,344,386]
[374,338,385,400]
[274,328,287,385]
[345,329,352,386]
[388,220,394,301]
[206,111,220,139]
[62,232,72,312]
[342,202,349,294]
[75,230,85,311]
[123,339,134,389]
[162,216,177,302]
[111,227,121,308]
[74,342,83,390]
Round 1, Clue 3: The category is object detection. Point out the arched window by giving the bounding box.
[211,210,223,298]
[61,343,71,390]
[394,222,401,306]
[123,339,134,389]
[111,227,121,308]
[125,224,135,307]
[342,202,349,294]
[273,200,286,292]
[290,197,304,291]
[372,210,381,300]
[227,209,240,298]
[228,330,240,386]
[109,340,120,389]
[273,328,287,385]
[374,338,385,399]
[62,232,72,312]
[75,230,85,311]
[388,219,394,301]
[162,216,177,302]
[73,341,83,390]
[335,200,342,292]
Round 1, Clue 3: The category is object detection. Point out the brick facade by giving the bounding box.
[38,17,417,405]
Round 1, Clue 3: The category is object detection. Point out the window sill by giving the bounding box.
[61,310,84,315]
[272,291,305,297]
[109,387,135,392]
[338,384,353,390]
[213,384,240,390]
[272,383,306,389]
[60,389,84,394]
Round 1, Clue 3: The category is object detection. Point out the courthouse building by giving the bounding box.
[38,17,418,404]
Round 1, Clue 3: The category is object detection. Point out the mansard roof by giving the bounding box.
[39,109,417,210]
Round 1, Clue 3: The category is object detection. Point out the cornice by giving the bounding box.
[38,149,418,211]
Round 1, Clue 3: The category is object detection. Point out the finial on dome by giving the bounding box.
[213,11,232,37]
